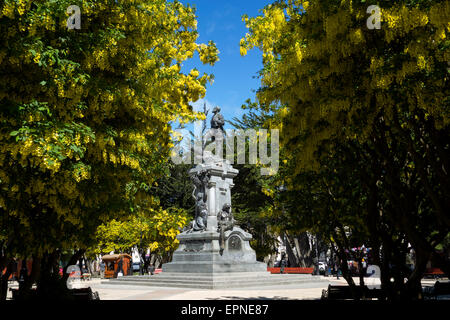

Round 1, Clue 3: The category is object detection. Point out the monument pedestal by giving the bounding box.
[162,228,267,274]
[163,159,267,277]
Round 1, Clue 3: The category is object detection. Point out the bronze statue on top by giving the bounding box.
[210,106,225,135]
[203,106,225,153]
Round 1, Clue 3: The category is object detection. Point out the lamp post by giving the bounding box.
[315,235,320,275]
[139,230,143,275]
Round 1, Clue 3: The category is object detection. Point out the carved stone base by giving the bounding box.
[162,227,267,274]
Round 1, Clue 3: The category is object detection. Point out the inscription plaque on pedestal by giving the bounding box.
[228,235,242,251]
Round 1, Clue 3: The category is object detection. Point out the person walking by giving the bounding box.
[149,264,155,275]
[100,261,105,279]
[280,253,287,274]
[116,257,124,277]
[335,256,341,280]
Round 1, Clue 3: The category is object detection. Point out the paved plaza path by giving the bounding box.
[89,276,336,300]
[7,276,443,300]
[89,276,444,300]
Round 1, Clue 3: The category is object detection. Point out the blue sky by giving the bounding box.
[179,0,272,129]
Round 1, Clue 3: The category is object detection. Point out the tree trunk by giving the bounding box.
[293,237,304,267]
[337,251,359,299]
[18,256,41,299]
[358,259,365,287]
[404,249,428,300]
[36,251,74,300]
[36,253,51,297]
[0,258,14,300]
[285,234,299,267]
[84,256,95,275]
[292,233,314,267]
[0,255,8,277]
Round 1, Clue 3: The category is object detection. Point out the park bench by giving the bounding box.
[321,284,385,300]
[423,281,450,299]
[10,287,100,300]
[69,287,100,300]
[10,288,37,300]
[267,267,314,274]
[434,281,450,295]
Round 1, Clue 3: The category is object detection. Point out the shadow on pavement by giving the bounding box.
[206,296,299,300]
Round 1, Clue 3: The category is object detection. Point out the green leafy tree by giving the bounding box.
[93,207,188,268]
[229,100,280,262]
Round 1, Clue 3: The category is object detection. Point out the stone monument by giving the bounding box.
[104,107,329,289]
[162,107,267,274]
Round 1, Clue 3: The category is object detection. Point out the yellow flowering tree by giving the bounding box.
[241,0,449,299]
[93,207,188,268]
[0,0,218,298]
[241,0,448,168]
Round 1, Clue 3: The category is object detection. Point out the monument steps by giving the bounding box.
[101,273,329,289]
[106,272,269,281]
